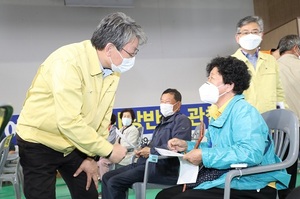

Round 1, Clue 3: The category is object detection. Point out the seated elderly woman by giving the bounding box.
[155,56,290,199]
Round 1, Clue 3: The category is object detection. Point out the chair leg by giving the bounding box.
[12,180,21,199]
[134,187,144,199]
[133,184,146,199]
[18,165,24,190]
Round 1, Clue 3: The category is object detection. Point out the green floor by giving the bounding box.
[1,174,300,199]
[0,177,160,199]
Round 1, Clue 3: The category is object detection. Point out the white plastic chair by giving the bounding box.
[0,104,13,137]
[129,124,204,199]
[223,109,299,199]
[130,156,174,199]
[0,134,13,179]
[0,104,23,199]
[0,134,23,199]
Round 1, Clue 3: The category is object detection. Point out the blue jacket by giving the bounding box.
[187,94,290,190]
[138,112,192,184]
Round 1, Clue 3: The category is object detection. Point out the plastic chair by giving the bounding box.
[286,186,300,199]
[137,126,145,147]
[0,134,13,179]
[0,134,22,199]
[129,126,196,199]
[2,135,24,195]
[223,109,299,199]
[0,104,13,137]
[191,125,201,141]
[0,104,22,199]
[0,156,23,199]
[129,123,205,199]
[128,126,145,151]
[0,103,14,178]
[130,156,174,199]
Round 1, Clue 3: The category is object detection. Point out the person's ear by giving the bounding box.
[226,83,234,93]
[235,34,240,43]
[105,43,114,57]
[292,45,298,52]
[174,101,181,112]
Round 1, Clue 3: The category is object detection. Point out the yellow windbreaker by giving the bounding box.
[17,40,120,157]
[232,49,287,113]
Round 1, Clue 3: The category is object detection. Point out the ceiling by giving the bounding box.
[1,0,135,7]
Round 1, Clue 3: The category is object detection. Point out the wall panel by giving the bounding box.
[253,0,300,32]
[260,18,299,50]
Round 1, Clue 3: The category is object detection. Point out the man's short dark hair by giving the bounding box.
[162,88,182,102]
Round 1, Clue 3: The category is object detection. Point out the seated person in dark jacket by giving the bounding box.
[101,88,192,199]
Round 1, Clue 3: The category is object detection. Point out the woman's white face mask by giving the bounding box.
[198,82,226,104]
[122,117,132,126]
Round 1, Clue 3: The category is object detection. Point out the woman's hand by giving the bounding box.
[183,149,202,166]
[168,138,187,152]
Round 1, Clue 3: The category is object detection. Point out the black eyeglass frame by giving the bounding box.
[122,48,139,57]
[237,30,262,36]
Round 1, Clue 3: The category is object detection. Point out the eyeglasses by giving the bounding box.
[237,30,262,36]
[122,48,139,57]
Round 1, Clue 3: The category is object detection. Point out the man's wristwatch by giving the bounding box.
[105,150,113,159]
[87,155,100,161]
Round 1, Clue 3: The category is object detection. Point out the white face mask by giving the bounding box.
[239,34,262,50]
[122,117,132,126]
[110,49,135,73]
[160,103,175,117]
[199,82,225,104]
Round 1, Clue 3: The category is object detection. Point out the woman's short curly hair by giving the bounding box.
[206,56,251,94]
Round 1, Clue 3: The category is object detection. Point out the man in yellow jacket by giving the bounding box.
[232,15,287,114]
[16,12,147,199]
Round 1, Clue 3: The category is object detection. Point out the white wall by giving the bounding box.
[0,0,254,113]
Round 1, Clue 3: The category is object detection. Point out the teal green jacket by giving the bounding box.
[187,94,290,190]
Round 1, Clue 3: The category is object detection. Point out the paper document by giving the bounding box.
[155,147,183,157]
[115,129,136,148]
[177,157,199,184]
[155,147,199,184]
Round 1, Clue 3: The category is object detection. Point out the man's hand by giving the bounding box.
[108,143,127,163]
[135,146,150,158]
[168,138,187,152]
[134,147,142,158]
[183,149,202,166]
[73,158,99,190]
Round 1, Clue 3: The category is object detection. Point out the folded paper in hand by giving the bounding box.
[155,147,183,157]
[155,147,199,184]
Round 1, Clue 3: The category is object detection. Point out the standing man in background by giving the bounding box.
[277,34,300,122]
[232,16,291,198]
[277,34,300,199]
[232,15,287,113]
[16,12,147,199]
